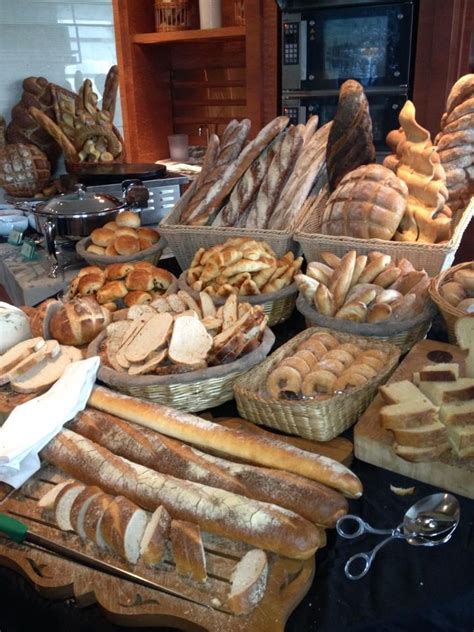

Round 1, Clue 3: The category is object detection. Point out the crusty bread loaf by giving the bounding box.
[30,299,62,339]
[70,409,348,527]
[226,549,268,615]
[170,520,207,583]
[49,297,111,346]
[101,495,149,564]
[41,429,324,560]
[87,386,362,498]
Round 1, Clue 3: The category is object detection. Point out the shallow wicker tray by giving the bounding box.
[76,236,166,268]
[178,272,297,327]
[159,205,299,270]
[234,327,400,442]
[87,327,275,413]
[294,197,474,277]
[429,260,474,343]
[296,295,434,355]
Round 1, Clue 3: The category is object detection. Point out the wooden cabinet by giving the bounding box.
[112,0,279,162]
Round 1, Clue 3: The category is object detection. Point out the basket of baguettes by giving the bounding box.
[295,249,435,354]
[294,76,474,276]
[234,327,400,441]
[178,238,302,326]
[159,114,329,269]
[429,261,474,342]
[87,291,275,412]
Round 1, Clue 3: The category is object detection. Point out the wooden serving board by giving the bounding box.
[354,339,474,499]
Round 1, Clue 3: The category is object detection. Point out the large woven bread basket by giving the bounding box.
[295,197,474,277]
[178,272,296,327]
[87,327,275,413]
[159,204,298,270]
[234,327,400,441]
[429,261,474,343]
[76,236,166,268]
[296,295,434,355]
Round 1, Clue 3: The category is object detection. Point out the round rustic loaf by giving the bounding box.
[49,296,111,346]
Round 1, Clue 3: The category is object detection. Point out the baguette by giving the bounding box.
[70,409,348,527]
[170,519,207,583]
[87,386,362,498]
[41,429,324,560]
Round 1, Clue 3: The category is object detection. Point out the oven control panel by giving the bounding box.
[283,21,299,65]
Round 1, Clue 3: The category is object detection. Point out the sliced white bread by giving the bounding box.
[37,479,76,510]
[139,505,171,567]
[439,401,474,426]
[380,400,439,431]
[54,482,87,531]
[419,363,460,382]
[8,339,60,381]
[394,442,450,462]
[392,422,449,448]
[124,313,173,363]
[69,485,103,538]
[455,316,474,378]
[168,316,212,366]
[0,337,45,385]
[127,348,167,376]
[82,492,115,547]
[447,424,474,458]
[199,292,216,318]
[418,378,474,405]
[170,519,207,583]
[10,345,83,393]
[379,380,432,405]
[226,549,269,615]
[101,495,149,564]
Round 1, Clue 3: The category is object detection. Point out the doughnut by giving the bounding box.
[310,332,339,350]
[350,363,378,379]
[279,356,312,376]
[298,338,328,359]
[323,349,355,366]
[301,370,337,396]
[314,358,346,377]
[266,366,302,398]
[333,371,368,391]
[337,343,362,357]
[293,349,318,367]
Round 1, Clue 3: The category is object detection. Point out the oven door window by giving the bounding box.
[302,2,413,90]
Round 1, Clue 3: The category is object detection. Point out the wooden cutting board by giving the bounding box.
[354,339,474,499]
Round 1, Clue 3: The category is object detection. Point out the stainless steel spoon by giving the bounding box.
[336,492,460,580]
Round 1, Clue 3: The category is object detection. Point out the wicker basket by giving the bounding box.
[296,295,434,355]
[234,327,400,441]
[178,272,297,326]
[295,196,474,277]
[87,328,275,413]
[159,204,298,270]
[429,261,474,343]
[76,236,166,268]
[154,0,193,32]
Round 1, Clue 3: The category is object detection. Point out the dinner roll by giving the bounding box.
[137,227,160,244]
[114,235,140,256]
[86,244,106,255]
[91,227,116,247]
[103,221,119,232]
[105,244,119,256]
[116,210,140,228]
[115,227,138,238]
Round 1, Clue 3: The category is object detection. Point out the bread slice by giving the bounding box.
[418,378,474,405]
[439,401,474,426]
[392,421,449,448]
[125,313,173,363]
[394,442,450,462]
[82,492,115,546]
[54,482,87,531]
[101,496,149,564]
[447,424,474,458]
[8,339,60,381]
[379,380,432,405]
[226,549,269,615]
[0,337,45,385]
[170,519,207,583]
[199,291,216,318]
[69,485,103,538]
[37,479,76,510]
[139,505,171,567]
[419,363,460,382]
[10,345,83,393]
[168,316,212,366]
[455,316,474,377]
[380,400,439,431]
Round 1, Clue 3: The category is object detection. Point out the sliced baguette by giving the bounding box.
[82,492,115,546]
[199,292,216,318]
[226,549,268,615]
[10,345,83,393]
[170,519,207,583]
[69,485,103,538]
[54,482,86,531]
[168,316,212,366]
[101,495,149,564]
[125,313,173,363]
[37,479,76,510]
[0,337,45,385]
[139,505,171,567]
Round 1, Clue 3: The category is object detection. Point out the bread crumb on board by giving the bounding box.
[390,484,416,496]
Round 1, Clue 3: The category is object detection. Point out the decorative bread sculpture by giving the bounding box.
[383,101,451,243]
[435,73,474,213]
[321,164,408,241]
[326,79,376,191]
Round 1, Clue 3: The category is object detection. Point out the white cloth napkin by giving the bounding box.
[0,356,100,488]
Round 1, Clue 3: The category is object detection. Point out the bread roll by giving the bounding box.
[105,244,119,256]
[77,272,105,296]
[440,281,467,306]
[123,291,152,307]
[103,221,118,232]
[87,245,106,255]
[96,281,128,304]
[114,235,140,256]
[91,228,115,247]
[137,227,159,244]
[106,262,135,281]
[116,210,140,228]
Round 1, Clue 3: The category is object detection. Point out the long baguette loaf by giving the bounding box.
[70,409,348,526]
[41,429,323,560]
[87,386,362,498]
[188,116,290,226]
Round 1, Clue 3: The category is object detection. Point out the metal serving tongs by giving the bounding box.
[336,493,460,580]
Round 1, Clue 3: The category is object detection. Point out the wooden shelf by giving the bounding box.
[132,26,246,45]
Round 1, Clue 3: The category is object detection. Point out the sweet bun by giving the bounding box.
[114,235,140,256]
[77,272,105,296]
[123,291,153,307]
[138,236,153,250]
[116,210,140,228]
[106,263,135,281]
[91,228,115,247]
[86,244,106,255]
[96,281,128,304]
[137,227,159,244]
[115,227,138,238]
[105,244,118,256]
[125,269,154,292]
[103,221,119,232]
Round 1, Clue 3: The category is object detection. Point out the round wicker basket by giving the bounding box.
[76,236,166,268]
[429,261,474,343]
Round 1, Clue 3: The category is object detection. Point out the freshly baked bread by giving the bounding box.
[8,339,60,380]
[90,227,115,247]
[114,234,140,256]
[379,379,433,405]
[326,79,376,190]
[49,296,111,345]
[53,482,87,531]
[321,164,408,241]
[38,479,76,510]
[116,210,140,228]
[419,363,460,381]
[455,316,474,377]
[125,313,173,363]
[447,423,474,458]
[10,344,83,393]
[394,443,450,462]
[69,485,103,537]
[101,495,149,564]
[170,520,207,583]
[96,281,128,304]
[439,401,474,426]
[139,505,171,566]
[418,378,474,405]
[226,549,268,615]
[0,337,45,385]
[168,316,212,366]
[87,244,106,255]
[30,298,62,338]
[81,492,115,546]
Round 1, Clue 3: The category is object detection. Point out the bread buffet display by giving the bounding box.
[0,69,472,630]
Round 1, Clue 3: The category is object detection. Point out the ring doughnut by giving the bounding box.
[310,332,339,350]
[333,371,368,391]
[266,366,302,398]
[302,370,337,396]
[357,355,384,370]
[337,343,362,357]
[314,358,346,376]
[363,349,387,361]
[298,338,328,359]
[293,349,318,367]
[279,356,312,376]
[323,349,355,366]
[350,363,378,379]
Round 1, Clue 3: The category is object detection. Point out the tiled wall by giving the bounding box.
[0,0,122,139]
